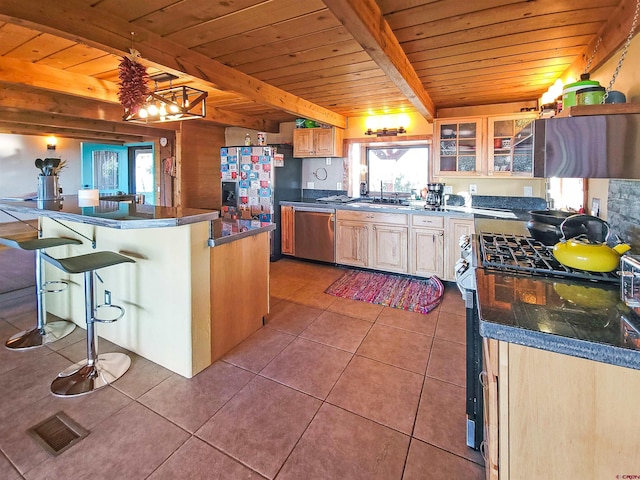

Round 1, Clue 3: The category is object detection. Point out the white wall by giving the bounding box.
[0,134,83,198]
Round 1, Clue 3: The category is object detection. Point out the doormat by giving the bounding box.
[324,270,444,314]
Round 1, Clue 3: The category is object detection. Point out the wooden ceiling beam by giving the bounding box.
[560,0,640,84]
[0,58,281,132]
[0,0,346,128]
[322,0,436,121]
[0,121,144,143]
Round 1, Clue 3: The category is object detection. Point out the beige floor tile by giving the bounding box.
[426,338,466,387]
[24,402,190,480]
[300,310,372,352]
[414,377,483,465]
[0,350,72,424]
[110,352,174,399]
[285,283,338,310]
[44,325,85,352]
[277,403,409,480]
[148,437,263,479]
[261,337,352,399]
[439,288,466,315]
[376,306,438,336]
[325,296,384,322]
[327,355,423,435]
[403,438,484,480]
[222,326,294,373]
[197,376,321,479]
[356,323,432,374]
[0,452,20,480]
[139,361,254,432]
[0,321,58,376]
[435,311,466,344]
[265,299,323,335]
[0,385,131,475]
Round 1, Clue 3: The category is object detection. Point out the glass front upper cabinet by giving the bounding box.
[434,118,483,176]
[487,114,537,176]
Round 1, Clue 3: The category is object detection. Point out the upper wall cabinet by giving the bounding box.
[434,112,538,177]
[433,118,484,176]
[487,113,537,176]
[293,127,344,158]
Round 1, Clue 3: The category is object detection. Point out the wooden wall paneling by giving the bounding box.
[0,22,40,55]
[210,232,269,362]
[177,121,225,210]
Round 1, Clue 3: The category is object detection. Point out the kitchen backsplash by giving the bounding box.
[607,180,640,252]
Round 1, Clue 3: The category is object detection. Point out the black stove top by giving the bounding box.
[478,232,620,284]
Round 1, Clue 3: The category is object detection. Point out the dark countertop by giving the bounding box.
[0,195,219,229]
[207,219,275,247]
[475,218,640,370]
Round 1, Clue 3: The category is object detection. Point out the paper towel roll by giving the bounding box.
[78,188,99,207]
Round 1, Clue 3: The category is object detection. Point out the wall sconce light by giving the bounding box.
[46,136,57,150]
[364,127,407,137]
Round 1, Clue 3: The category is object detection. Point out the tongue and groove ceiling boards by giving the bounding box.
[0,0,635,139]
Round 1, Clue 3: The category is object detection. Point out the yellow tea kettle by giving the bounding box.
[552,214,630,272]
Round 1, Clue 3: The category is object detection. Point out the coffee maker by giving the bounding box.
[425,183,445,208]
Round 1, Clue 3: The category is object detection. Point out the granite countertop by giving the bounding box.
[0,196,219,229]
[207,218,275,247]
[474,218,640,370]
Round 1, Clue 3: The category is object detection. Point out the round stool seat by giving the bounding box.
[0,236,82,251]
[43,251,135,274]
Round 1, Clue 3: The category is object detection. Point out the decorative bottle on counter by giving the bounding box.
[244,133,252,146]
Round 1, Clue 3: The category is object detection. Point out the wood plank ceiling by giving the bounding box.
[0,0,635,139]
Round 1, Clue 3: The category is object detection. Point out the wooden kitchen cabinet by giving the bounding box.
[336,210,408,273]
[443,217,474,281]
[434,117,483,176]
[484,340,640,480]
[336,220,368,267]
[487,113,537,176]
[410,214,445,277]
[280,205,294,255]
[293,127,344,157]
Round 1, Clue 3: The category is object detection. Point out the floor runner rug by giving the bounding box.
[324,270,444,314]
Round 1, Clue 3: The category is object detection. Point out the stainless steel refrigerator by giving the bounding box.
[220,144,301,260]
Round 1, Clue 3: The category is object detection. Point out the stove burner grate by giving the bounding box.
[479,232,620,284]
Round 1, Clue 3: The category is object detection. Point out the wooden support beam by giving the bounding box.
[0,121,144,143]
[322,0,436,121]
[560,0,640,84]
[0,108,175,138]
[0,58,280,132]
[0,0,346,128]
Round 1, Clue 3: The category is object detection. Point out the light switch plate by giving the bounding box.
[326,158,332,165]
[524,186,533,197]
[307,181,315,189]
[469,184,477,194]
[444,186,453,194]
[337,182,342,190]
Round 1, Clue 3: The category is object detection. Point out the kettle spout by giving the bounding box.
[613,243,631,255]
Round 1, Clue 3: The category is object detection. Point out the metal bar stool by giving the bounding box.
[0,236,82,349]
[42,251,135,397]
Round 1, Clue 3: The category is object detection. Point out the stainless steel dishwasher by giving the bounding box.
[293,206,335,263]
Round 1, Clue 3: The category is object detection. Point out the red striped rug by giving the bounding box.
[324,270,444,314]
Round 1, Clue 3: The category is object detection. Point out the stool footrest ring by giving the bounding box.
[41,280,70,294]
[93,304,125,323]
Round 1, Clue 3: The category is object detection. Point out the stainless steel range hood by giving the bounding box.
[534,114,640,178]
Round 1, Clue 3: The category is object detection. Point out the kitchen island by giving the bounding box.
[0,196,274,378]
[474,217,640,479]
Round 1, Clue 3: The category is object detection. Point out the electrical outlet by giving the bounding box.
[306,181,315,189]
[524,186,533,197]
[469,184,477,194]
[337,182,342,190]
[326,158,332,166]
[444,186,453,194]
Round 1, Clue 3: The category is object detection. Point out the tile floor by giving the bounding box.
[0,251,484,479]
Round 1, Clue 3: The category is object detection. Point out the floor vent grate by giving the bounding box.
[27,412,89,456]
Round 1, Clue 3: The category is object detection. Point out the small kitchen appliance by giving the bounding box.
[425,183,445,208]
[621,255,640,308]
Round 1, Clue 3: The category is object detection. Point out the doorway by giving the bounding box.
[81,142,154,204]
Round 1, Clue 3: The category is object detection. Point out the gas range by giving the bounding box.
[478,232,620,284]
